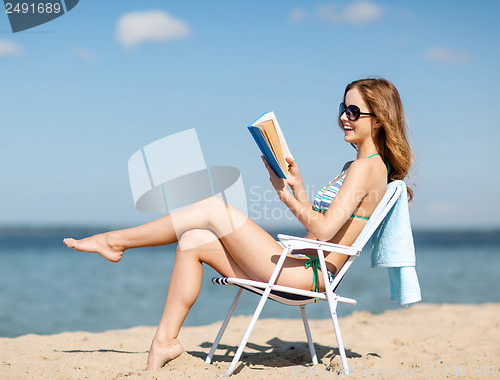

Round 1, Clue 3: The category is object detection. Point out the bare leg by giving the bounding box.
[64,197,325,370]
[145,225,331,370]
[64,197,270,270]
[64,196,322,287]
[146,229,250,370]
[64,196,238,262]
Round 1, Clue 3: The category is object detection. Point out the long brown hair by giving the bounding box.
[340,78,415,201]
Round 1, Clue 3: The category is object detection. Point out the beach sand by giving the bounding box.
[1,303,499,379]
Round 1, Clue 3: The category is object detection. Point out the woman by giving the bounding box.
[63,77,414,370]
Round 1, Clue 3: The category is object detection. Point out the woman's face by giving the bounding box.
[340,88,377,145]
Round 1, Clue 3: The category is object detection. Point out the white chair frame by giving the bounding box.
[206,183,403,377]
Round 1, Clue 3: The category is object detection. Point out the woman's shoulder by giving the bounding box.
[344,157,386,182]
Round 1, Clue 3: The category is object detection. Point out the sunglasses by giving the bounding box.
[339,103,375,121]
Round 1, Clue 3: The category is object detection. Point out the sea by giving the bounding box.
[1,226,499,338]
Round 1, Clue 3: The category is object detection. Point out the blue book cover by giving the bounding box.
[247,111,292,179]
[248,126,287,178]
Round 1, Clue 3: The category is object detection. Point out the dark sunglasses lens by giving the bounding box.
[346,105,360,121]
[339,103,345,118]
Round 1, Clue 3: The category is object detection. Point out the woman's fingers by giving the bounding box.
[286,156,298,170]
[261,156,288,191]
[261,155,272,171]
[261,156,276,178]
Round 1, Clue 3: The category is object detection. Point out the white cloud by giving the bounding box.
[425,47,472,65]
[72,47,98,64]
[290,8,306,23]
[0,40,23,57]
[116,10,190,49]
[344,1,383,24]
[318,1,383,25]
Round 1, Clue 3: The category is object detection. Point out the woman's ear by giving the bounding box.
[373,119,383,129]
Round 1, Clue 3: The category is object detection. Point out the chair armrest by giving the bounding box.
[277,234,359,256]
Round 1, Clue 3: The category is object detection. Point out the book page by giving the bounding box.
[270,115,293,161]
[256,119,288,176]
[251,112,293,161]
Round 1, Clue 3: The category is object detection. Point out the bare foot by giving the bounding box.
[63,232,124,262]
[146,338,183,371]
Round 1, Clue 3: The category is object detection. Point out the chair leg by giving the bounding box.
[221,286,272,377]
[299,305,318,365]
[318,249,350,375]
[206,288,243,364]
[327,298,350,375]
[221,246,290,376]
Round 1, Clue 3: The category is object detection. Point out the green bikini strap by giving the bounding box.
[304,256,320,301]
[366,153,391,175]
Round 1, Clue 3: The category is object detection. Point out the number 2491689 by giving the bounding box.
[5,2,62,14]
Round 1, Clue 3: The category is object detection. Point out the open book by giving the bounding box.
[248,111,293,179]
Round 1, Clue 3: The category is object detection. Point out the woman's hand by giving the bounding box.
[261,156,288,195]
[284,156,304,190]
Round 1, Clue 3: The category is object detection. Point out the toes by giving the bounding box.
[63,238,76,248]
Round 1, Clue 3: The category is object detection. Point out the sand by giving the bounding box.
[1,303,499,379]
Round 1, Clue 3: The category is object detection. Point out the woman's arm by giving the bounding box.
[266,159,374,241]
[260,155,312,207]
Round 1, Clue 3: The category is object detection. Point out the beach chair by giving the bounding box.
[206,181,404,377]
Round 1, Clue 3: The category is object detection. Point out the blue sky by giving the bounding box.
[1,0,499,230]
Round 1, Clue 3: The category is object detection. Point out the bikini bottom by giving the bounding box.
[278,241,336,291]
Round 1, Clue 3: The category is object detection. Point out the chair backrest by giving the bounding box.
[329,181,404,291]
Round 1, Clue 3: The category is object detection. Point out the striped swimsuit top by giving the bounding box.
[312,153,385,220]
[312,171,353,213]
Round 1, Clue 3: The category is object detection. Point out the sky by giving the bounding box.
[1,0,499,230]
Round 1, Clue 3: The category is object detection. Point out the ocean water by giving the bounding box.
[0,227,499,338]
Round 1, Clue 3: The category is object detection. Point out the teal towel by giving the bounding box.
[370,181,421,306]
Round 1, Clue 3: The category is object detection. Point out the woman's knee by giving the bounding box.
[177,229,218,252]
[201,196,248,235]
[195,196,225,214]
